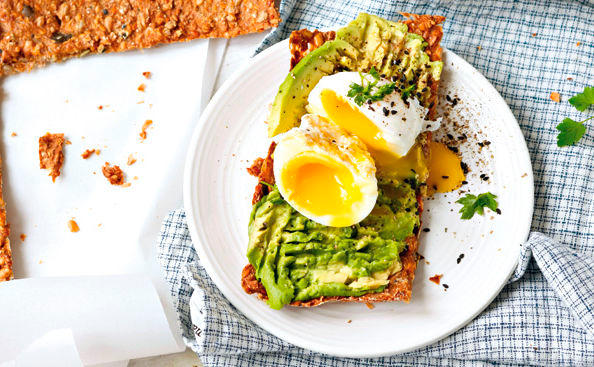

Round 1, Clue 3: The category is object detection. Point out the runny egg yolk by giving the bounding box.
[280,154,362,227]
[320,89,398,167]
[426,141,466,193]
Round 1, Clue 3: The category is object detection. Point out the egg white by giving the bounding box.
[307,71,440,158]
[273,114,378,227]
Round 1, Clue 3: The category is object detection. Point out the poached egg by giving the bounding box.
[273,114,378,227]
[307,71,440,176]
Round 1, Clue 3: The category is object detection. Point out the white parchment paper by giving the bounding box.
[0,276,178,365]
[0,39,215,363]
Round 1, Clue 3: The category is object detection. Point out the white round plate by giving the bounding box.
[183,39,533,357]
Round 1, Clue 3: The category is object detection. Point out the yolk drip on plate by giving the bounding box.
[280,154,362,226]
[379,143,428,180]
[319,90,398,167]
[426,141,465,193]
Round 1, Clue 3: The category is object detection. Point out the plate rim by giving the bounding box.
[183,39,534,357]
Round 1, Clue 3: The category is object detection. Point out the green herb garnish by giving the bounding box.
[557,86,594,147]
[568,86,594,112]
[556,116,593,147]
[347,67,397,106]
[456,192,499,220]
[400,84,416,100]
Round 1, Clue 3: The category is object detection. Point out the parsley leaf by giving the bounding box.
[569,86,594,112]
[347,67,397,106]
[456,192,498,220]
[556,117,591,147]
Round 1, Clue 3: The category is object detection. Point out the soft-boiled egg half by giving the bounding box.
[307,71,440,176]
[273,114,378,227]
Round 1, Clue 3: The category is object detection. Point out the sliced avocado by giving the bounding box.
[336,13,408,75]
[267,39,358,137]
[336,13,443,105]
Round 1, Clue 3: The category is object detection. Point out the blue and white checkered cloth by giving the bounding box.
[157,1,594,365]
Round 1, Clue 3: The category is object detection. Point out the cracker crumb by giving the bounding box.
[81,149,97,159]
[10,132,17,137]
[477,45,482,50]
[68,219,80,233]
[429,274,443,285]
[102,162,125,185]
[127,154,137,166]
[122,182,131,188]
[576,42,581,46]
[38,260,43,264]
[20,233,26,242]
[550,92,561,102]
[133,176,139,180]
[138,83,146,92]
[142,71,152,79]
[98,105,103,110]
[346,319,352,324]
[65,139,72,145]
[531,33,537,37]
[365,302,375,309]
[140,120,153,140]
[39,133,65,182]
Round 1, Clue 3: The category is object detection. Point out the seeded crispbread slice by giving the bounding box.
[242,14,444,307]
[0,0,280,75]
[0,155,12,282]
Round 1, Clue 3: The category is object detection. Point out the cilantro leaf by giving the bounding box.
[569,86,594,112]
[556,117,589,147]
[456,192,498,220]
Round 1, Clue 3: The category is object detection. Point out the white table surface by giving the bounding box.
[128,30,268,367]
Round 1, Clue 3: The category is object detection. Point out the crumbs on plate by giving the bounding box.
[81,149,100,159]
[429,274,443,285]
[102,162,125,185]
[140,120,153,140]
[68,219,80,233]
[39,133,65,182]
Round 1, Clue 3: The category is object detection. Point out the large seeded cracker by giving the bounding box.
[0,0,279,75]
[242,14,444,307]
[0,155,11,282]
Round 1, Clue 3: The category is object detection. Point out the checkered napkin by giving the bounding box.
[157,1,594,365]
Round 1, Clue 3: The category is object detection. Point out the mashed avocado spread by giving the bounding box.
[248,13,442,309]
[248,181,419,309]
